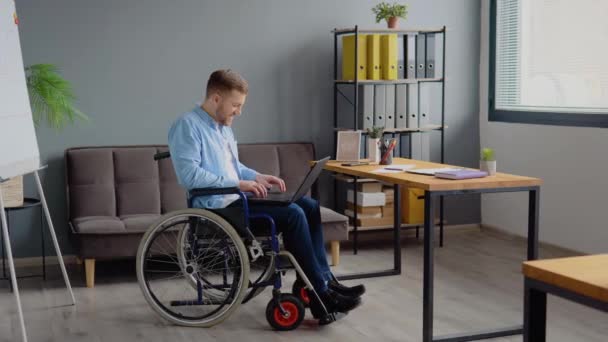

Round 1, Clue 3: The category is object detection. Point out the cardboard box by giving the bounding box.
[358,182,383,193]
[344,209,382,219]
[346,190,386,207]
[346,202,383,215]
[352,215,394,227]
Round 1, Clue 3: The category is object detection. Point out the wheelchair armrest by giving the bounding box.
[154,151,171,160]
[189,187,241,197]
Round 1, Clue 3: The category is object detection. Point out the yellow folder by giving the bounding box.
[366,34,381,80]
[380,34,398,80]
[342,35,367,80]
[401,187,425,224]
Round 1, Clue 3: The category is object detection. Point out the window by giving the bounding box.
[489,0,608,127]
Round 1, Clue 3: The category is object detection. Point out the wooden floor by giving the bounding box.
[1,228,606,341]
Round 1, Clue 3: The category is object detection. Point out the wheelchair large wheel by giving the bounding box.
[177,226,275,303]
[136,209,250,327]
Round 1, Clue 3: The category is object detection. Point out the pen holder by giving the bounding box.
[379,140,393,165]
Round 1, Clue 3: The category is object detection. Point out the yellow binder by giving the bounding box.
[366,34,381,80]
[401,187,425,224]
[380,34,398,80]
[342,35,367,80]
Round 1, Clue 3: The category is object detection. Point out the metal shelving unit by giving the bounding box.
[332,25,447,256]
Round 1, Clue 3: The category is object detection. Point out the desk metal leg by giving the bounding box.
[336,183,402,281]
[439,196,444,247]
[524,278,546,342]
[353,177,358,255]
[528,187,540,260]
[1,211,5,279]
[393,184,401,273]
[423,191,435,342]
[424,187,539,341]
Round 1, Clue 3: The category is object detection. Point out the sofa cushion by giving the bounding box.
[114,148,161,216]
[66,149,116,218]
[72,216,125,234]
[120,214,160,233]
[72,214,161,234]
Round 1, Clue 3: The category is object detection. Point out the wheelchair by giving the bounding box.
[135,152,337,331]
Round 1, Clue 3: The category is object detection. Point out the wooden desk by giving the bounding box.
[523,255,608,341]
[324,157,543,342]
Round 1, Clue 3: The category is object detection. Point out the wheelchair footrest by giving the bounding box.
[318,312,347,326]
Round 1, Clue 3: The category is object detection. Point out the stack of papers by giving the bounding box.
[373,164,416,173]
[406,168,463,176]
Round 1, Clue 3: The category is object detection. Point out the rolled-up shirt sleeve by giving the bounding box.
[168,118,239,189]
[237,161,258,181]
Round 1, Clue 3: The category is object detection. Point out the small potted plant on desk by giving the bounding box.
[372,2,409,29]
[480,148,496,176]
[366,126,384,163]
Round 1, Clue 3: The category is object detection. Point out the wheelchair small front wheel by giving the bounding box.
[266,294,305,331]
[291,278,311,307]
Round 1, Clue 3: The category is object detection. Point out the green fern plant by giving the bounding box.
[372,2,408,23]
[25,64,88,130]
[366,126,384,139]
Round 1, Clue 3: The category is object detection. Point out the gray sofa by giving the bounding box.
[65,142,348,288]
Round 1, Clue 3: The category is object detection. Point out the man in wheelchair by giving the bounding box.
[167,69,364,324]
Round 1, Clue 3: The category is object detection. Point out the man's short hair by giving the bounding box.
[206,69,249,97]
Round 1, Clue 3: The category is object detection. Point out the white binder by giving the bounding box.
[416,34,426,78]
[374,85,386,128]
[395,84,407,129]
[358,85,374,130]
[408,83,422,160]
[406,34,416,79]
[419,84,431,161]
[407,84,418,129]
[385,85,396,130]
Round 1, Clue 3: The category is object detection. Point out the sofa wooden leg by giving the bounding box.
[75,257,83,265]
[84,259,95,288]
[330,241,340,266]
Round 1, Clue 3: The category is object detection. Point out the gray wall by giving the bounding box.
[479,0,608,254]
[8,0,481,257]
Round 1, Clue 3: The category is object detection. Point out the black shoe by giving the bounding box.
[328,280,366,298]
[309,288,362,320]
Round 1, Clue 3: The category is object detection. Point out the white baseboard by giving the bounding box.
[480,223,584,256]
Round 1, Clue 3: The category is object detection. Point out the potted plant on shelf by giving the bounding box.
[0,64,87,208]
[372,2,409,29]
[480,148,496,176]
[366,126,384,163]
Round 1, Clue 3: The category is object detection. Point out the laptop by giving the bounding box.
[247,156,330,206]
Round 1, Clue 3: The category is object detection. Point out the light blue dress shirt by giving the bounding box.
[168,105,258,209]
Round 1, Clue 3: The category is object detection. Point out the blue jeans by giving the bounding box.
[248,196,332,293]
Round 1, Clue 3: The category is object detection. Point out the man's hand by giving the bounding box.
[255,174,286,192]
[239,180,268,198]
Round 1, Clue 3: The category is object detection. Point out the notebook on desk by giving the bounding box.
[434,169,488,180]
